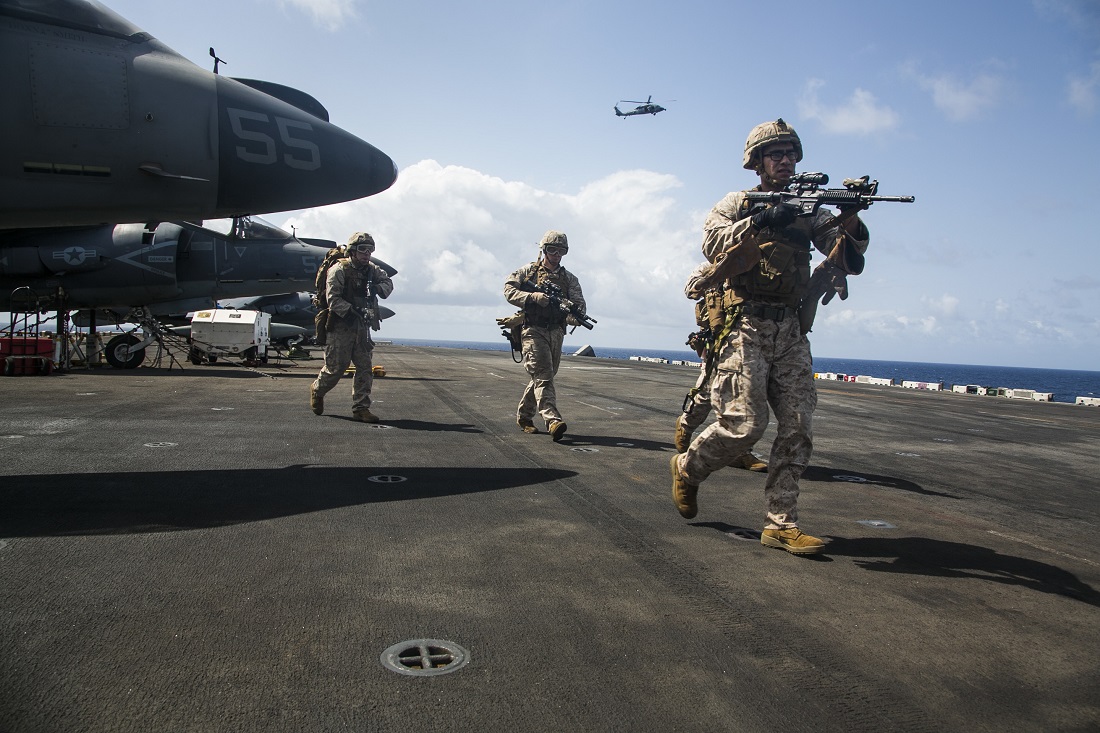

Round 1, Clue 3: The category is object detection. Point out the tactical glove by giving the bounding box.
[529,292,551,308]
[807,262,850,305]
[750,203,799,231]
[821,272,848,304]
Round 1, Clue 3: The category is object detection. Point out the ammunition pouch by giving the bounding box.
[694,300,708,329]
[704,290,727,331]
[688,240,762,297]
[758,241,798,279]
[729,247,811,308]
[314,307,330,346]
[682,386,701,413]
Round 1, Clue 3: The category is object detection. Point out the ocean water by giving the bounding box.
[386,338,1100,405]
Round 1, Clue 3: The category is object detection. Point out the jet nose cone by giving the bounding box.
[214,77,397,216]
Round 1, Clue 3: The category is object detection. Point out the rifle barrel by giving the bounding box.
[869,195,915,203]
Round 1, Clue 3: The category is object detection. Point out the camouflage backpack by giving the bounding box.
[311,246,349,346]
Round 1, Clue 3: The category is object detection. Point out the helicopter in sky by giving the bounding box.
[614,96,669,118]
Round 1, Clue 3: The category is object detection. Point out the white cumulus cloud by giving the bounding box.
[273,0,358,31]
[906,66,1006,121]
[284,161,702,345]
[922,293,960,317]
[797,79,900,135]
[1068,60,1100,115]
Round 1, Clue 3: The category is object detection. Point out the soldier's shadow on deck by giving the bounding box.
[381,418,482,433]
[802,465,957,499]
[555,434,673,452]
[826,535,1100,608]
[324,415,482,433]
[695,522,1100,607]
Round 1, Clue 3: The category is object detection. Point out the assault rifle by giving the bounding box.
[745,172,914,217]
[521,278,597,330]
[685,327,712,357]
[687,173,914,297]
[355,304,380,331]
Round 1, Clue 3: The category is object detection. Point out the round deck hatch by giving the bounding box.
[380,639,470,677]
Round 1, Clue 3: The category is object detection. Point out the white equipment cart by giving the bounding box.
[188,309,271,366]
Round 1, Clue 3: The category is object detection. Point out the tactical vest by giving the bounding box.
[524,264,570,327]
[725,206,813,309]
[339,261,373,319]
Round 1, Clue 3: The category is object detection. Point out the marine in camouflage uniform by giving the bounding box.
[310,232,394,423]
[503,230,587,442]
[669,119,869,555]
[676,263,767,473]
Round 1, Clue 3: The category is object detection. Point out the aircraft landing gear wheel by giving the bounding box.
[104,334,145,369]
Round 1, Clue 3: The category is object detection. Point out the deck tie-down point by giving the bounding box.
[380,639,470,677]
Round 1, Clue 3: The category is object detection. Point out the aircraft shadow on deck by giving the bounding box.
[336,418,483,433]
[366,376,456,382]
[68,368,457,383]
[73,367,280,381]
[265,373,459,383]
[0,466,574,538]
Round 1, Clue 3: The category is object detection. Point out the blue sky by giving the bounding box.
[105,0,1100,369]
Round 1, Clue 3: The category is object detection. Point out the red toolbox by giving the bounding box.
[0,337,54,375]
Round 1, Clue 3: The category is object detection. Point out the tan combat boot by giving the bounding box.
[517,418,538,434]
[731,452,768,472]
[760,528,824,555]
[353,409,380,424]
[674,415,693,453]
[310,384,324,415]
[548,420,567,442]
[669,454,698,519]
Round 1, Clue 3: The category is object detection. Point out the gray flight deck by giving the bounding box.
[1,343,1098,732]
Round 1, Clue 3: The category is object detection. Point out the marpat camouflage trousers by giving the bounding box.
[679,314,816,529]
[312,322,374,412]
[681,363,713,434]
[517,325,564,425]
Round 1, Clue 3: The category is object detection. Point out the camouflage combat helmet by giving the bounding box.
[743,118,803,170]
[347,231,376,252]
[539,230,568,252]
